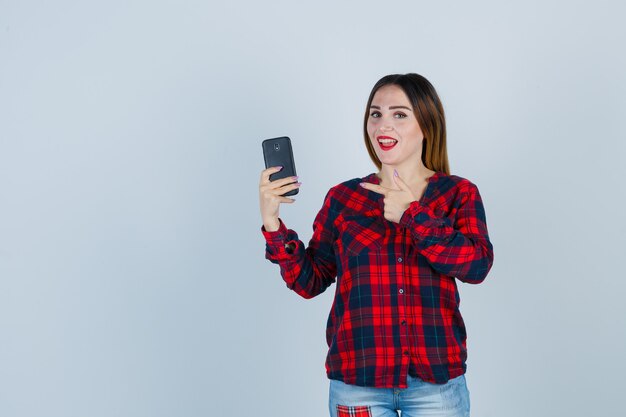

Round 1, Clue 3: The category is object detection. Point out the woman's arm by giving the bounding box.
[399,182,494,284]
[262,189,338,298]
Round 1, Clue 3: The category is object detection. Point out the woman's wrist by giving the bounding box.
[263,217,280,232]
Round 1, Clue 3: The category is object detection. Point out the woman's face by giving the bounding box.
[366,84,424,168]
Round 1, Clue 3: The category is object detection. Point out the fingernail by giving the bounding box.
[293,176,299,180]
[394,169,398,177]
[296,182,302,186]
[277,166,283,170]
[359,182,365,187]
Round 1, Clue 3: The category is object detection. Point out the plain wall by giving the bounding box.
[1,1,625,416]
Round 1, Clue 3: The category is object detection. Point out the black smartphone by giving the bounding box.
[262,136,298,196]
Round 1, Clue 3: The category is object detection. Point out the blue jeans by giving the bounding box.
[328,374,470,417]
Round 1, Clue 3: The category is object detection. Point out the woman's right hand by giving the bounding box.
[259,166,301,232]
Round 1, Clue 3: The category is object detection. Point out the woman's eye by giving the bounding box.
[370,111,381,118]
[394,112,407,119]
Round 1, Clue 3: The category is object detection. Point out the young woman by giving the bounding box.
[258,73,494,417]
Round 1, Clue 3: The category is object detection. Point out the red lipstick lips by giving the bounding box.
[377,135,398,151]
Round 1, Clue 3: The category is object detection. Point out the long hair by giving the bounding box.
[363,73,450,174]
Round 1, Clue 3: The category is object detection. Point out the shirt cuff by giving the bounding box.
[261,218,289,244]
[399,200,446,236]
[261,218,299,257]
[399,201,425,228]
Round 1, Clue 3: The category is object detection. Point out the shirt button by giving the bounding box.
[401,320,406,325]
[403,350,409,356]
[397,257,403,263]
[399,289,404,294]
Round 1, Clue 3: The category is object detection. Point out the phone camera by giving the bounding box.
[274,143,280,151]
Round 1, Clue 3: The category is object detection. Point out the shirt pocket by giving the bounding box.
[339,215,385,257]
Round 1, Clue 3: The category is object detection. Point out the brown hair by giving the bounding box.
[363,73,450,175]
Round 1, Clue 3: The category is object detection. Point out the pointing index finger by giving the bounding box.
[359,182,388,196]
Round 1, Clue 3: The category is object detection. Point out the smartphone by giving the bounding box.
[262,136,298,196]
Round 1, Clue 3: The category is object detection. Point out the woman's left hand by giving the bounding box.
[359,171,420,224]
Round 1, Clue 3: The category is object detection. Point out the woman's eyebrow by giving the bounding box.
[369,105,412,110]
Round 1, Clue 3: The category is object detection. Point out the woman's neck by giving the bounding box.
[376,165,435,188]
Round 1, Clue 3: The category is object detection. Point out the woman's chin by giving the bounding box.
[377,156,399,166]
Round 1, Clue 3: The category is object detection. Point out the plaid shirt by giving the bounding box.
[261,171,494,388]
